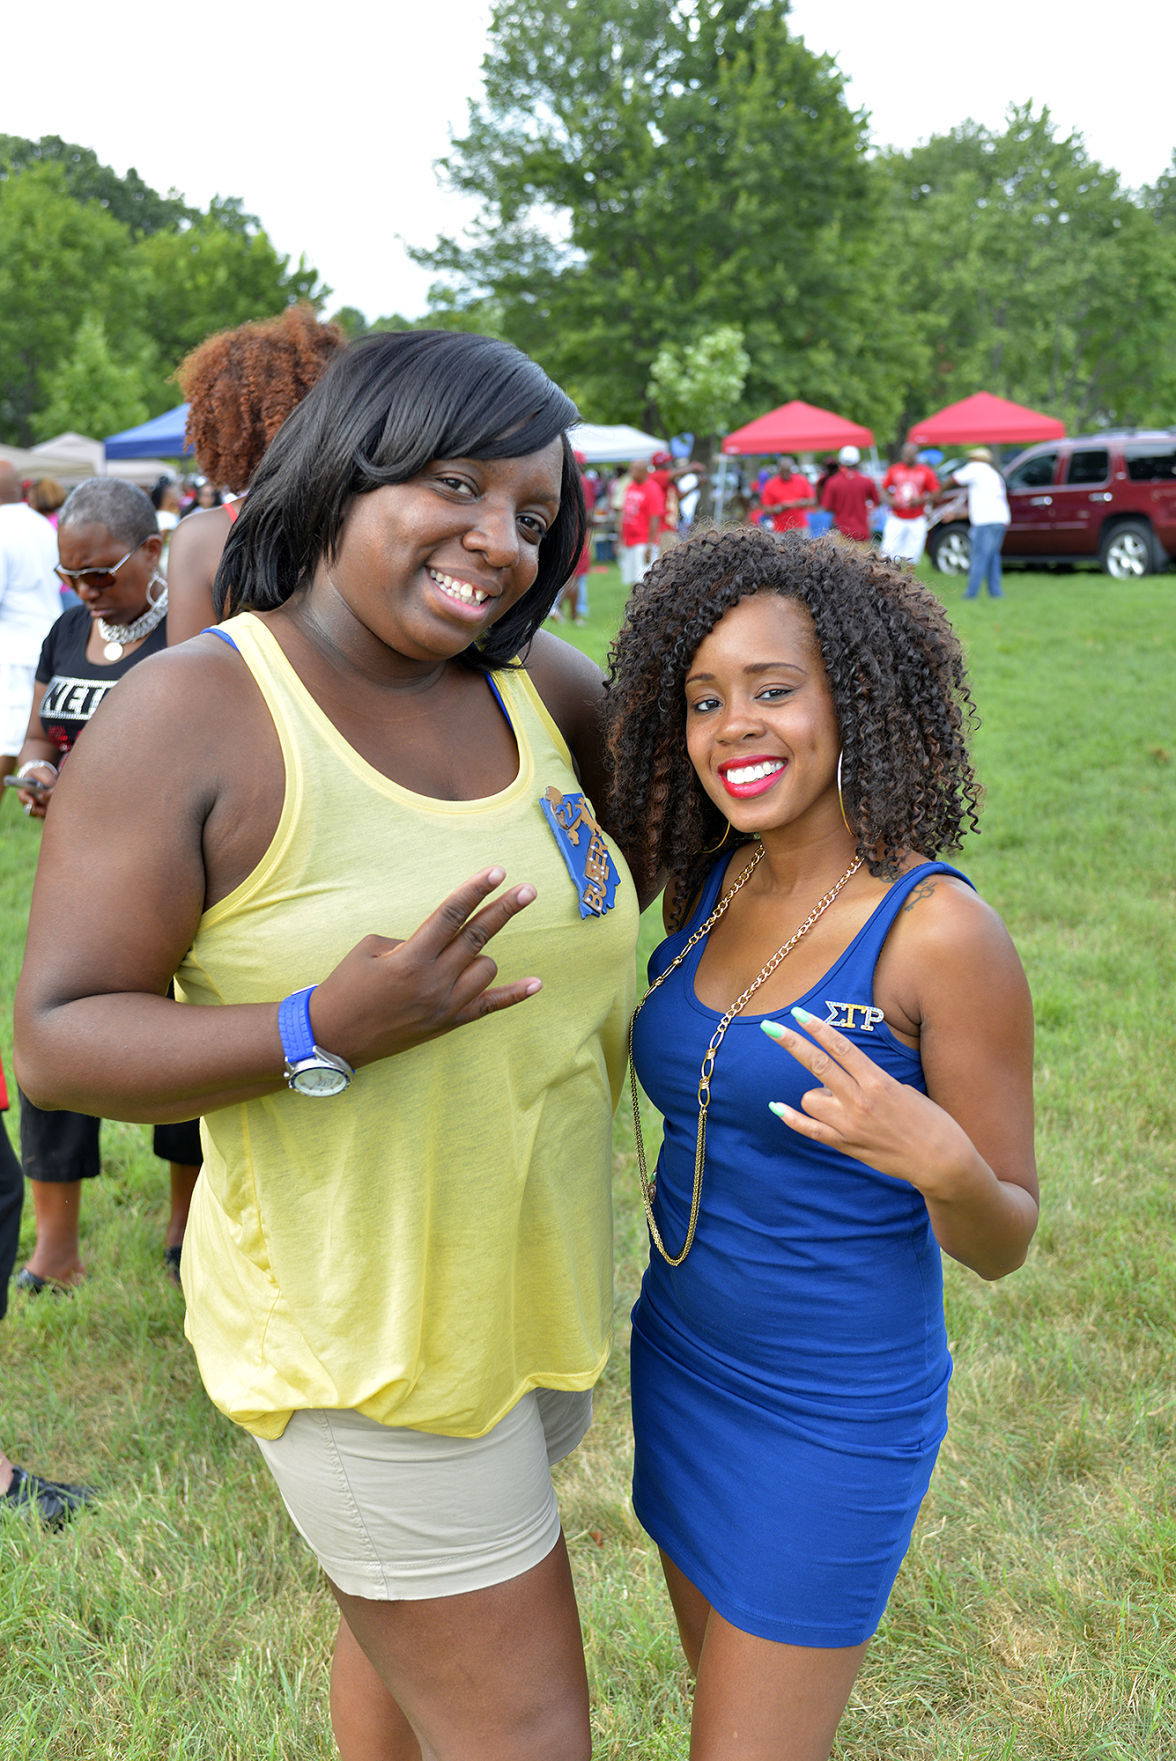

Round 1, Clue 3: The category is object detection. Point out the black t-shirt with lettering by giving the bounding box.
[35,604,167,758]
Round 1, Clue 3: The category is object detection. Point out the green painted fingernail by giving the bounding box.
[791,1005,815,1025]
[768,1102,788,1119]
[760,1020,786,1041]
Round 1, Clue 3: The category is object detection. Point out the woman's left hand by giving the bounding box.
[762,1009,975,1197]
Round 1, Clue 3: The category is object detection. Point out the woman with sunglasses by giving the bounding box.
[12,478,201,1290]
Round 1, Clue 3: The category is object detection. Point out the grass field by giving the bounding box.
[1,558,1173,1758]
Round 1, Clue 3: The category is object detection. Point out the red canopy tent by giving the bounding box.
[907,392,1065,448]
[723,399,873,455]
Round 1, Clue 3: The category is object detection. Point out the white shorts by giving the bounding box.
[0,663,37,756]
[881,514,928,563]
[253,1388,592,1600]
[619,543,651,587]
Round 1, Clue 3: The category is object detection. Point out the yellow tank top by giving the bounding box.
[176,614,638,1439]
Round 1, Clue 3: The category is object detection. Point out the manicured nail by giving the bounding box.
[760,1020,787,1042]
[791,1005,815,1025]
[487,866,505,885]
[524,978,542,996]
[768,1102,789,1120]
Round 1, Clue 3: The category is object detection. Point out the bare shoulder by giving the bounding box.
[521,628,607,782]
[523,628,606,724]
[879,862,1030,1026]
[167,505,231,571]
[64,632,264,798]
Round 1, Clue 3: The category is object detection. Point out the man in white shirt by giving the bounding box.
[950,447,1010,599]
[0,461,62,789]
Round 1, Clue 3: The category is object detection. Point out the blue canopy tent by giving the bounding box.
[104,404,193,460]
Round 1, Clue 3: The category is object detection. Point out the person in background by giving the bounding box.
[554,450,595,624]
[880,443,939,565]
[11,480,200,1288]
[0,1046,95,1526]
[29,478,68,529]
[0,460,61,803]
[676,461,706,534]
[758,455,815,534]
[649,452,682,555]
[949,447,1010,599]
[619,458,665,590]
[819,445,877,543]
[604,525,1037,1761]
[166,304,345,645]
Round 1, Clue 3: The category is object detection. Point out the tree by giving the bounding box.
[136,214,327,407]
[647,324,750,438]
[875,107,1176,438]
[0,162,149,443]
[34,314,151,441]
[411,0,878,429]
[0,134,191,236]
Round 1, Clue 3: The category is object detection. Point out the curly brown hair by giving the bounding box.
[176,304,345,492]
[603,527,981,915]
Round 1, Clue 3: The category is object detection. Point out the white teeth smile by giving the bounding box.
[428,568,489,606]
[725,760,784,785]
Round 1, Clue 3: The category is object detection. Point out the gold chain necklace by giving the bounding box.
[628,845,863,1266]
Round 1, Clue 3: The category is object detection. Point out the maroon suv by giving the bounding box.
[927,432,1176,577]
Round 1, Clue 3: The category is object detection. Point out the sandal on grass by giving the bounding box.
[1,1465,96,1529]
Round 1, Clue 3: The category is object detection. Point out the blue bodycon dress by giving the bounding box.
[629,860,969,1647]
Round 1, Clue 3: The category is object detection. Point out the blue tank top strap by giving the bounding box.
[203,626,238,649]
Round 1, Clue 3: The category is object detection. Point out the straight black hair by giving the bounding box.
[215,329,585,669]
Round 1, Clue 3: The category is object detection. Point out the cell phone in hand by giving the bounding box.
[3,774,49,792]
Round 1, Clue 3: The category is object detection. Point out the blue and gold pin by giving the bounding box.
[541,786,620,918]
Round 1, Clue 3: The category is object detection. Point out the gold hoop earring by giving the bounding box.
[837,750,854,839]
[700,821,732,856]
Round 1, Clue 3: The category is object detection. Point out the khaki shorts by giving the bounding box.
[253,1387,592,1600]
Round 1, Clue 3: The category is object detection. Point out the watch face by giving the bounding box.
[291,1063,350,1097]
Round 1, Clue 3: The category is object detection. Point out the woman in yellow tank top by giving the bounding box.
[16,331,646,1760]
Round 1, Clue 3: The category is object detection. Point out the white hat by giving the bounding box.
[838,445,860,466]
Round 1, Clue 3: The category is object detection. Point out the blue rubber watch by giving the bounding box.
[278,985,353,1097]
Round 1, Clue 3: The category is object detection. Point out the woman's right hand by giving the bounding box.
[309,866,542,1068]
[16,763,58,820]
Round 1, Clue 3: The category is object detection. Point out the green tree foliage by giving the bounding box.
[875,107,1176,439]
[0,141,326,447]
[647,323,750,437]
[0,134,191,236]
[412,0,878,429]
[136,214,323,410]
[34,313,151,440]
[0,162,147,444]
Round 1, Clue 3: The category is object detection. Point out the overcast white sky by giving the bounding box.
[7,1,1174,322]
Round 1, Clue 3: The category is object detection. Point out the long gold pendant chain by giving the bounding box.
[628,846,863,1266]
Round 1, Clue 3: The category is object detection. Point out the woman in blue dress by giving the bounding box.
[604,528,1038,1760]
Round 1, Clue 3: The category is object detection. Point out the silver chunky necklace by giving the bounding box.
[99,576,168,660]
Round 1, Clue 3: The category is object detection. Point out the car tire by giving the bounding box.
[1099,520,1156,579]
[927,524,971,575]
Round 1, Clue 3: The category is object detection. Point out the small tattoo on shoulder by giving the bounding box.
[901,879,937,914]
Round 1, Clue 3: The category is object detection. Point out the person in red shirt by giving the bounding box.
[649,452,681,554]
[758,456,815,533]
[619,460,666,587]
[553,452,597,624]
[880,444,940,564]
[819,445,877,543]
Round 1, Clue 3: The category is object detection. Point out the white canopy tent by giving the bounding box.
[568,422,666,463]
[0,440,89,480]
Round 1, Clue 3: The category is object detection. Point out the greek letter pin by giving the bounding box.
[540,786,620,918]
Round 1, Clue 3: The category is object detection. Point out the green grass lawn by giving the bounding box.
[1,559,1174,1758]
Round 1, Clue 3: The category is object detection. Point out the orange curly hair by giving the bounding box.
[177,304,345,492]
